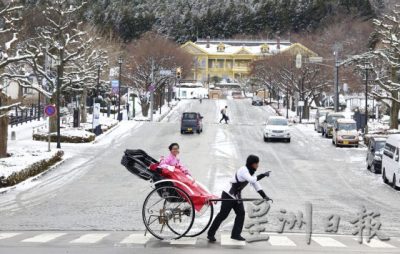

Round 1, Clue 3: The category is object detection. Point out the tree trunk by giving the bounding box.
[390,92,399,129]
[141,102,150,117]
[80,88,87,123]
[0,114,8,158]
[291,97,295,111]
[49,94,57,133]
[303,99,310,120]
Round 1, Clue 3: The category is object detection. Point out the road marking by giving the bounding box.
[70,233,109,244]
[120,234,151,244]
[22,233,66,243]
[312,237,346,247]
[170,238,197,245]
[0,233,20,240]
[353,238,395,248]
[268,236,296,246]
[221,234,246,246]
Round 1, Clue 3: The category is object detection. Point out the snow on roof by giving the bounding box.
[195,42,290,55]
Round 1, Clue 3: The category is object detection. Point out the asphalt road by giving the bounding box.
[1,98,400,253]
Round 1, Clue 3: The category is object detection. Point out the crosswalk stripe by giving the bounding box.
[70,233,109,244]
[353,238,395,248]
[21,233,66,243]
[221,234,246,246]
[0,233,21,240]
[312,237,346,247]
[170,238,197,245]
[268,236,296,246]
[120,234,151,244]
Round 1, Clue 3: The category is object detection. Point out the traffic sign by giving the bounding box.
[309,56,323,63]
[296,54,302,69]
[148,84,155,92]
[160,70,172,76]
[111,80,119,94]
[44,105,56,117]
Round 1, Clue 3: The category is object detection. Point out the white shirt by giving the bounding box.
[223,166,262,198]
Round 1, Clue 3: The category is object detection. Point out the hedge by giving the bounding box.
[33,133,95,143]
[0,150,64,188]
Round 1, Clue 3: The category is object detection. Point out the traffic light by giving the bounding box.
[176,67,182,79]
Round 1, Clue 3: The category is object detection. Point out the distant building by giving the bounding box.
[181,37,317,83]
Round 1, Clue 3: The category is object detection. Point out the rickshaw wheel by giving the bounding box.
[184,201,214,237]
[142,185,195,240]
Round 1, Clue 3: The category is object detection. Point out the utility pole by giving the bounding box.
[118,56,123,121]
[56,51,63,149]
[365,62,371,134]
[150,59,155,122]
[286,85,289,119]
[333,46,341,112]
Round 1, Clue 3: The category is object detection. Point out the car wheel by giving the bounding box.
[287,138,291,143]
[392,175,398,190]
[196,129,201,134]
[264,137,268,142]
[367,160,371,170]
[383,169,389,184]
[181,130,184,134]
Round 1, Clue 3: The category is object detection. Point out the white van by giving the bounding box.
[382,134,400,189]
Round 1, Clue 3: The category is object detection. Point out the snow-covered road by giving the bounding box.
[1,98,400,239]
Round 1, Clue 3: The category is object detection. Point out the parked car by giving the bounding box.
[382,134,400,189]
[264,116,291,142]
[252,96,264,106]
[366,136,387,174]
[314,108,333,132]
[322,113,345,138]
[332,119,359,147]
[180,112,203,134]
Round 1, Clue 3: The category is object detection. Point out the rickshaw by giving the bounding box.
[121,149,262,240]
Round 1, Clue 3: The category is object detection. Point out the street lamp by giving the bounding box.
[54,56,61,149]
[364,62,372,134]
[96,61,102,98]
[118,56,123,121]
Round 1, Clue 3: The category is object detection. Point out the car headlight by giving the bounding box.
[374,155,382,161]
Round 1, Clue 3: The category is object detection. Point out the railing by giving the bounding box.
[8,104,44,127]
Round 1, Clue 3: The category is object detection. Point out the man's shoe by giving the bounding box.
[207,235,217,242]
[231,235,246,241]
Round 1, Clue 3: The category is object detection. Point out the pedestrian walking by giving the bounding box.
[219,106,229,124]
[207,155,272,242]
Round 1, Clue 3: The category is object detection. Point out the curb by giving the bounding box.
[0,153,67,194]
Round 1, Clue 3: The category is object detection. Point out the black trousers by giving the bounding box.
[208,191,245,238]
[219,114,228,123]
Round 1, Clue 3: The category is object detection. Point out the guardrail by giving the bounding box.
[8,104,44,127]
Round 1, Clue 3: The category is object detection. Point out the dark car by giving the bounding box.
[181,112,203,134]
[366,136,387,174]
[322,113,345,138]
[252,96,263,106]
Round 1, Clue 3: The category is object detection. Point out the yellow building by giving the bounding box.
[181,38,317,83]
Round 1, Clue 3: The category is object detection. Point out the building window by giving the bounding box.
[261,44,270,54]
[226,60,233,68]
[217,42,225,52]
[217,59,224,68]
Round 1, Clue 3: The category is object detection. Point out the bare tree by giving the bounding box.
[123,32,192,117]
[345,5,400,129]
[0,2,32,158]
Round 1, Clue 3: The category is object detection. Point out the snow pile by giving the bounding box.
[134,100,181,122]
[58,129,95,139]
[33,128,96,143]
[0,149,60,178]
